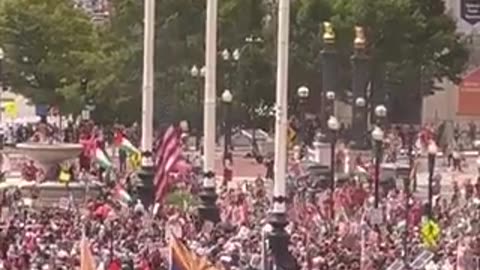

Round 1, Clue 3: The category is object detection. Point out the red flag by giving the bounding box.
[154,125,182,201]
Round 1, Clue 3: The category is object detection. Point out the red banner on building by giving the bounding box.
[457,68,480,116]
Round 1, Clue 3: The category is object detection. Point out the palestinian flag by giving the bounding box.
[95,148,113,169]
[114,184,132,206]
[114,132,140,154]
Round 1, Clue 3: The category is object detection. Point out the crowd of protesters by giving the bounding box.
[0,119,479,269]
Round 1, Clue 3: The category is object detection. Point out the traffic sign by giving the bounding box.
[421,219,440,248]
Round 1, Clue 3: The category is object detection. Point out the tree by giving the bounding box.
[329,0,469,122]
[0,0,99,113]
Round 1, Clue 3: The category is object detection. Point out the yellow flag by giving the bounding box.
[129,152,141,170]
[59,171,71,183]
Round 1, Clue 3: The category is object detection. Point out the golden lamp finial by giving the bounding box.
[323,22,335,44]
[354,26,366,49]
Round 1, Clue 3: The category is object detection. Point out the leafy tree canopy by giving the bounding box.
[0,0,99,113]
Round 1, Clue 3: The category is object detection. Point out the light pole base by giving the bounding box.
[198,171,220,223]
[137,151,155,209]
[267,211,299,270]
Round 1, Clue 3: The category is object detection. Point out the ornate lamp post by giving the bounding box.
[353,97,367,148]
[427,141,437,218]
[221,89,233,159]
[190,65,206,151]
[351,26,369,149]
[325,90,336,124]
[375,104,387,127]
[321,22,337,131]
[221,48,240,89]
[0,47,4,150]
[372,125,384,208]
[327,115,340,219]
[297,85,310,145]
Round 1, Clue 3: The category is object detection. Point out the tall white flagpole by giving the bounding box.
[138,0,155,209]
[203,0,218,185]
[272,0,290,214]
[141,0,155,153]
[198,0,220,223]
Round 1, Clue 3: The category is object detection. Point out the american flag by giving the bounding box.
[154,125,182,202]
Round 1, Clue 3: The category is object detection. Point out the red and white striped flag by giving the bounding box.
[154,125,182,202]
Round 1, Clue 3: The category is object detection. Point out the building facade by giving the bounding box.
[423,0,480,124]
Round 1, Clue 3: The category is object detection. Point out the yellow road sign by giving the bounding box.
[3,102,17,118]
[421,219,440,248]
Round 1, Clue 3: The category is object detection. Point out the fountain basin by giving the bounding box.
[15,143,83,174]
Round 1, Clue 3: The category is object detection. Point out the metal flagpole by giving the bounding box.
[268,0,296,268]
[198,0,220,223]
[137,0,155,208]
[203,0,217,186]
[141,0,154,153]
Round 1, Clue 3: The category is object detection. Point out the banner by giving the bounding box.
[457,68,480,116]
[461,0,480,25]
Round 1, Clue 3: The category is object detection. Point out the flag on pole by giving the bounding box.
[154,125,181,202]
[95,147,113,169]
[114,132,140,154]
[114,184,132,207]
[80,231,96,270]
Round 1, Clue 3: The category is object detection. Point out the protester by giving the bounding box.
[0,120,479,270]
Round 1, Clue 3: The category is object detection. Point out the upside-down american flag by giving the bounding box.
[154,125,182,202]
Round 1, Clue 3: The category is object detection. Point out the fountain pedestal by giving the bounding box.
[16,143,84,174]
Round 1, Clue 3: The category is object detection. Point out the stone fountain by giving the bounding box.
[16,142,84,173]
[8,142,104,207]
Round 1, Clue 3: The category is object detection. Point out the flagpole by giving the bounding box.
[137,0,155,209]
[268,0,296,267]
[198,0,220,223]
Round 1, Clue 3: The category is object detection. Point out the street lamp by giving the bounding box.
[321,22,338,131]
[355,97,366,107]
[427,140,437,218]
[325,91,336,129]
[326,91,335,101]
[372,126,384,208]
[0,47,5,150]
[191,65,205,151]
[222,48,239,93]
[408,125,417,191]
[190,65,199,77]
[222,49,230,61]
[352,97,367,149]
[232,48,240,61]
[375,104,387,127]
[327,115,339,219]
[351,26,369,150]
[222,89,233,159]
[297,85,309,98]
[297,86,310,146]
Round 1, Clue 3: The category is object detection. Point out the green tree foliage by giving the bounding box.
[0,0,99,113]
[331,0,468,114]
[0,0,467,125]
